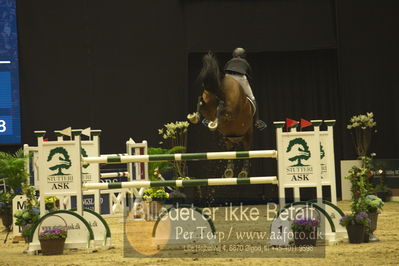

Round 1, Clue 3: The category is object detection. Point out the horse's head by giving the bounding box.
[197,53,224,98]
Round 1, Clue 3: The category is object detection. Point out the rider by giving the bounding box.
[224,47,266,130]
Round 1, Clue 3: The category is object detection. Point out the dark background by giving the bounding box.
[2,0,399,200]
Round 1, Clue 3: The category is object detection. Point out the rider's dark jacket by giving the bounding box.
[224,57,252,78]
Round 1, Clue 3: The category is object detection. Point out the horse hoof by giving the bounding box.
[187,113,199,124]
[208,121,218,131]
[238,171,248,178]
[224,168,234,178]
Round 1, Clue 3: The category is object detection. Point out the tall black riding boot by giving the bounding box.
[253,99,266,130]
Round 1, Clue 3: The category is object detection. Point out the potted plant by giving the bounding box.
[0,191,13,231]
[340,212,370,243]
[372,169,391,202]
[0,149,29,231]
[45,196,60,212]
[14,184,40,241]
[374,184,390,202]
[347,112,377,157]
[0,149,29,193]
[345,154,375,243]
[39,227,68,255]
[142,187,169,221]
[291,218,320,246]
[365,194,383,241]
[14,207,40,240]
[148,146,186,181]
[158,121,189,178]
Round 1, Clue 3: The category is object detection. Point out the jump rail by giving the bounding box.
[82,150,278,164]
[83,176,278,190]
[99,171,129,178]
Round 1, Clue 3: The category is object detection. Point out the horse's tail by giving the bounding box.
[197,51,224,99]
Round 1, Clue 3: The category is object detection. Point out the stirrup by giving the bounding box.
[202,119,210,126]
[255,120,267,130]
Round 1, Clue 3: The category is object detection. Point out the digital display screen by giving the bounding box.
[0,0,21,144]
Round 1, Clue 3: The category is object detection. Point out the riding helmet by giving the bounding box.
[232,47,247,58]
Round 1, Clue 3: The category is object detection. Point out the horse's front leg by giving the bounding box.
[208,100,224,131]
[187,95,203,124]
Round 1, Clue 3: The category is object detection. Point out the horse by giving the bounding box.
[187,52,255,178]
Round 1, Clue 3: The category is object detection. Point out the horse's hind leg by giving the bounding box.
[224,159,234,178]
[223,139,235,178]
[238,159,249,178]
[238,129,253,178]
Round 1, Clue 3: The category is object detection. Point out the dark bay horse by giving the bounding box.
[187,52,254,178]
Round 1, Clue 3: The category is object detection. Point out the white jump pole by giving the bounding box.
[83,176,278,190]
[82,150,278,164]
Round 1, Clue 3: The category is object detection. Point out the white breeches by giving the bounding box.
[226,74,255,101]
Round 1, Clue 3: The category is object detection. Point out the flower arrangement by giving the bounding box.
[347,112,377,130]
[14,207,40,226]
[158,121,189,178]
[13,184,40,237]
[14,186,39,225]
[22,184,38,207]
[158,121,189,147]
[347,112,376,157]
[142,187,169,203]
[340,211,370,228]
[39,228,68,240]
[291,218,320,232]
[45,196,59,211]
[365,195,384,212]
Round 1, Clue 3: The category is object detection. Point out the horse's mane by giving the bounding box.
[197,51,224,100]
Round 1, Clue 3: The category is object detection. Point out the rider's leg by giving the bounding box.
[239,77,266,130]
[252,98,266,130]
